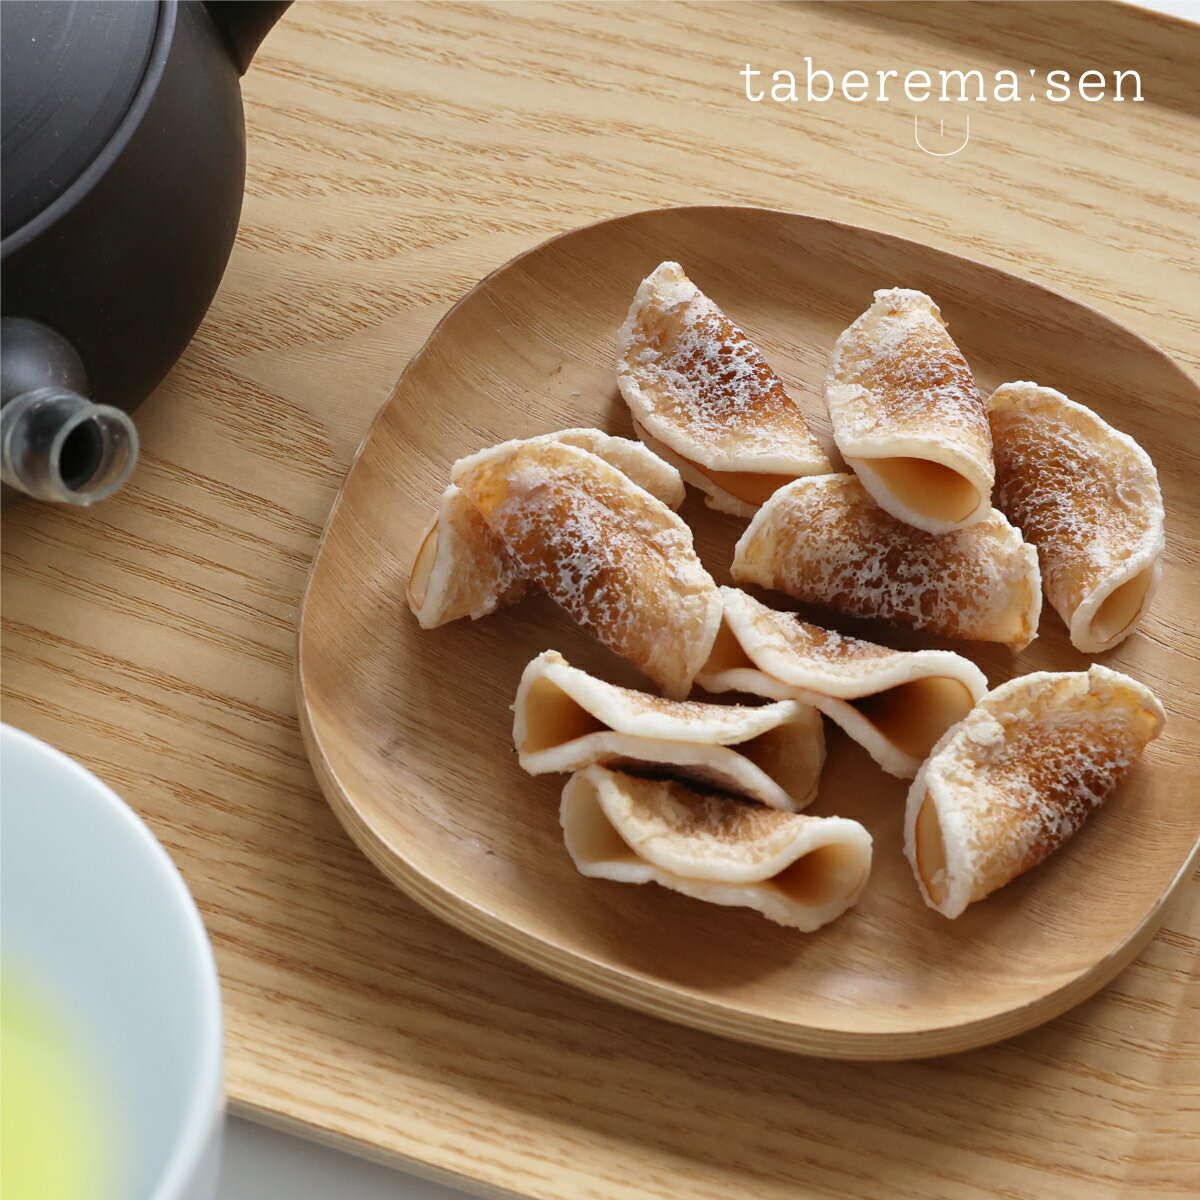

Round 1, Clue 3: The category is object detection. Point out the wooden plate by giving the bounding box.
[297,206,1200,1059]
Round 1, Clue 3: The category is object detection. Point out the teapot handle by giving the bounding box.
[206,1,292,75]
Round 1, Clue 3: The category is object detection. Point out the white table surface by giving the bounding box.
[217,0,1198,1195]
[220,1119,473,1200]
[1130,0,1199,15]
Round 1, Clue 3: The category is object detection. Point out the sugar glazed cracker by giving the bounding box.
[408,428,686,629]
[404,271,1170,944]
[561,765,872,931]
[617,261,830,516]
[514,650,825,811]
[732,473,1042,649]
[698,587,987,779]
[904,665,1165,918]
[988,382,1164,654]
[825,289,993,534]
[454,439,721,698]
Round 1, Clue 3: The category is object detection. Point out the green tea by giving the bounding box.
[1,964,117,1200]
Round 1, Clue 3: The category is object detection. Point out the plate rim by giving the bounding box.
[296,203,1200,1059]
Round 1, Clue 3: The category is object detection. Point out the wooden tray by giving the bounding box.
[297,204,1200,1059]
[4,3,1198,1196]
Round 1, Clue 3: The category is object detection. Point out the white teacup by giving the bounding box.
[1,725,223,1200]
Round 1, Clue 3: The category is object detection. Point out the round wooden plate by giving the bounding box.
[297,206,1200,1059]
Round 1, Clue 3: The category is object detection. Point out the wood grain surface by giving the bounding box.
[3,2,1198,1196]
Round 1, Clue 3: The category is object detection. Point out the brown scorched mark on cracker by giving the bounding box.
[825,289,993,534]
[732,473,1041,648]
[988,382,1164,654]
[904,665,1165,918]
[454,440,721,699]
[617,261,830,516]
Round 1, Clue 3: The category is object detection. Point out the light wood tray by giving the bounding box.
[297,205,1200,1059]
[5,3,1199,1195]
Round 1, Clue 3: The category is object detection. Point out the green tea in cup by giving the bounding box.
[1,961,122,1200]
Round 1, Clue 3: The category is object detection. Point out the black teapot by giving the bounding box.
[1,1,289,505]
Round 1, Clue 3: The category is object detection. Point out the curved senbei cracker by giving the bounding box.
[988,382,1164,654]
[732,473,1041,649]
[455,439,721,698]
[904,665,1165,918]
[698,588,987,778]
[515,650,825,811]
[408,429,685,630]
[561,766,872,931]
[616,261,830,516]
[825,289,992,533]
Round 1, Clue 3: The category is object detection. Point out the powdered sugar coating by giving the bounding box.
[450,427,686,508]
[606,775,830,870]
[698,588,986,778]
[516,649,808,743]
[713,586,987,698]
[456,440,721,698]
[410,429,685,629]
[826,289,990,461]
[905,666,1165,918]
[988,382,1164,652]
[545,428,686,508]
[561,767,873,929]
[732,474,1041,648]
[728,587,900,671]
[616,262,829,474]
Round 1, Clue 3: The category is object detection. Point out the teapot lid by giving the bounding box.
[1,0,160,239]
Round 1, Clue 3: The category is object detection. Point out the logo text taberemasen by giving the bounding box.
[739,60,1144,105]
